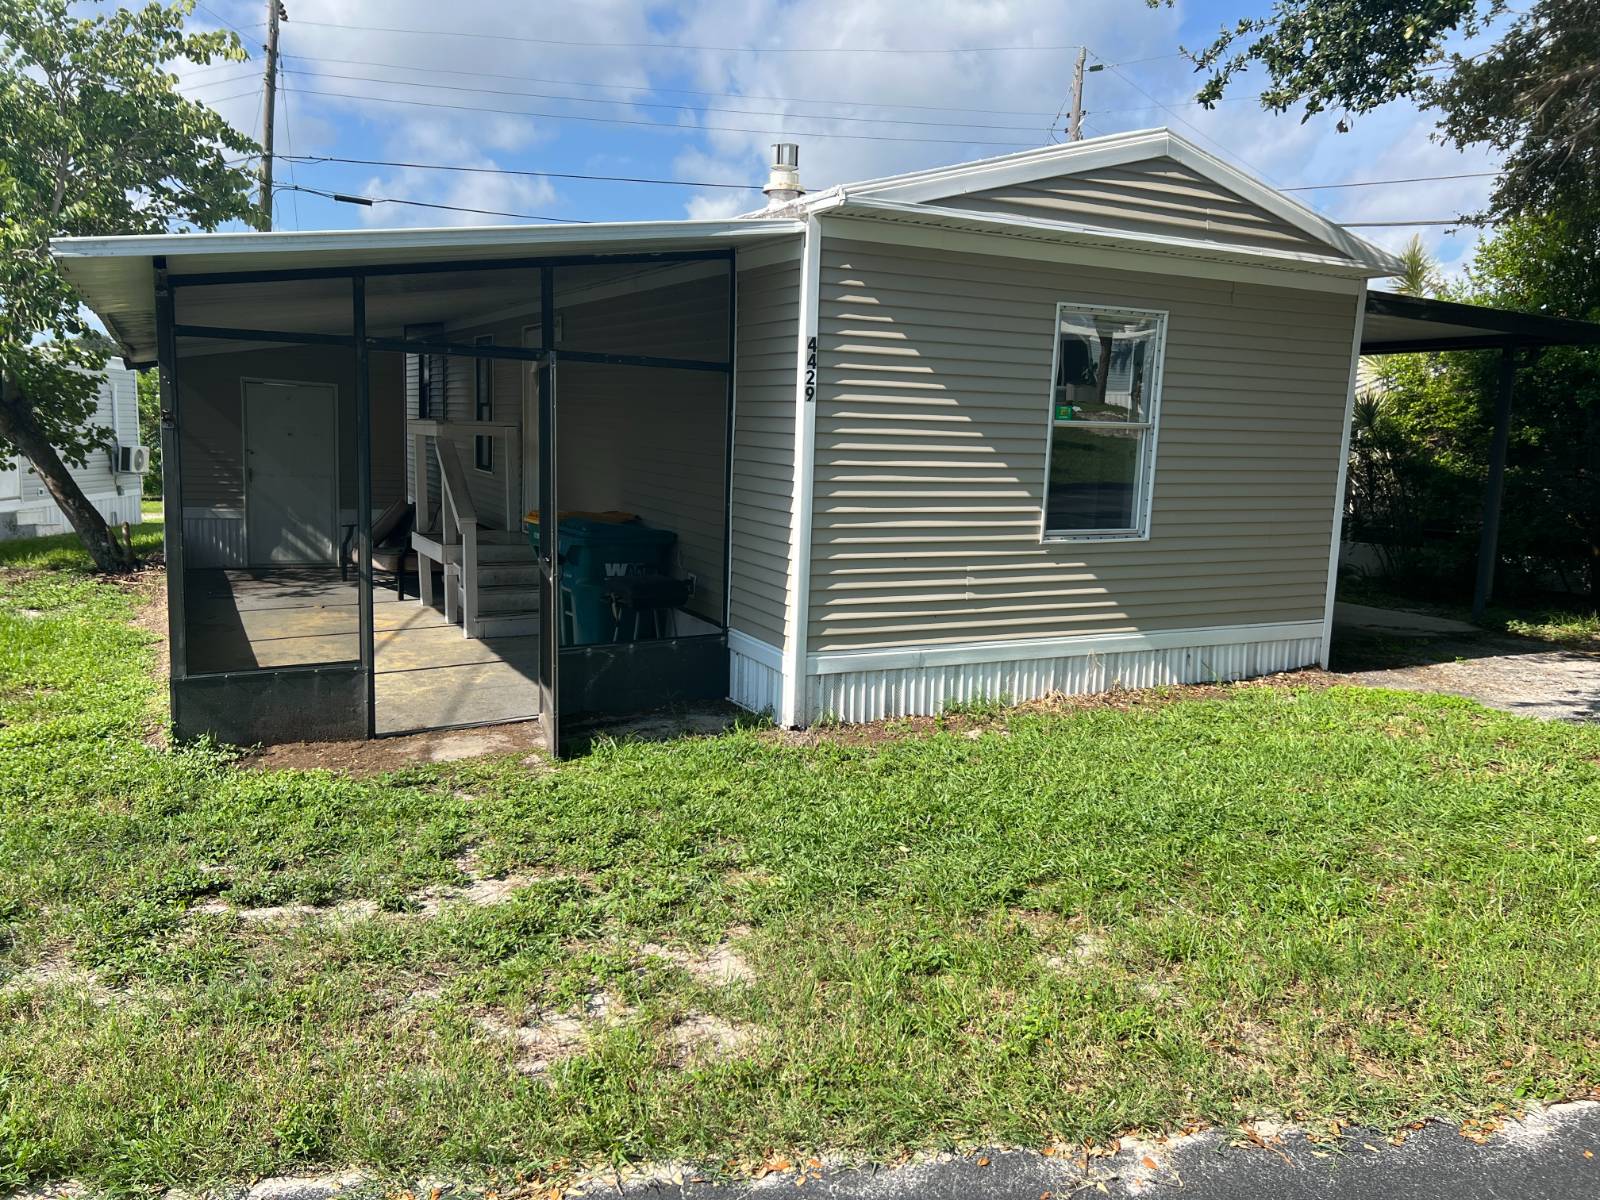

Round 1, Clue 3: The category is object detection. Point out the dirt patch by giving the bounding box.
[1041,931,1108,970]
[640,929,756,987]
[243,720,548,775]
[667,1010,758,1064]
[413,870,559,915]
[191,897,380,925]
[476,991,629,1076]
[0,948,121,1006]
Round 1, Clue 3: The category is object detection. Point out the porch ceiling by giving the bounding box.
[51,218,803,366]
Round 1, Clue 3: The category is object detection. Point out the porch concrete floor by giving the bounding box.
[183,568,540,736]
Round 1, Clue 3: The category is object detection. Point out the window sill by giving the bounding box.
[1041,530,1149,544]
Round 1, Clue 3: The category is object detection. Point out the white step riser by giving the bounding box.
[475,544,536,564]
[478,588,538,614]
[478,565,540,587]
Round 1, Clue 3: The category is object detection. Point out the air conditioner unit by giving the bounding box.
[115,445,150,474]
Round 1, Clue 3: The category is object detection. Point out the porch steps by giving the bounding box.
[427,526,543,640]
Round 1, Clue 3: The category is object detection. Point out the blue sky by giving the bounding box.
[173,0,1507,275]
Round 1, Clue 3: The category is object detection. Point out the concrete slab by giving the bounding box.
[1333,602,1480,636]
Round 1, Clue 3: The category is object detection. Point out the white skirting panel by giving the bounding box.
[804,623,1326,725]
[728,630,785,718]
[181,509,247,568]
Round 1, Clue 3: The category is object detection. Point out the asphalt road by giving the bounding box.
[599,1103,1600,1200]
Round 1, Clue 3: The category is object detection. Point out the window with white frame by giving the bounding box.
[1041,303,1167,540]
[474,335,494,472]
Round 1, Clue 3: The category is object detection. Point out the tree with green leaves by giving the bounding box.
[0,0,257,572]
[1347,211,1600,601]
[1160,0,1599,226]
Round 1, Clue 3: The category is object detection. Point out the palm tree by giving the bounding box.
[1389,234,1440,298]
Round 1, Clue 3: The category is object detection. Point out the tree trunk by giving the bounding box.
[0,382,130,573]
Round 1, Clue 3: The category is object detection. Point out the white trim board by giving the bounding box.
[820,215,1366,296]
[729,629,784,671]
[779,214,823,728]
[1321,283,1368,668]
[807,620,1326,676]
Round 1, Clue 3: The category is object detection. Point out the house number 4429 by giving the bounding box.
[804,335,817,402]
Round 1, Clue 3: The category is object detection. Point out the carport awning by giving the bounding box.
[1363,289,1600,354]
[52,218,805,366]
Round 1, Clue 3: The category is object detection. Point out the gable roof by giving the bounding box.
[795,128,1402,276]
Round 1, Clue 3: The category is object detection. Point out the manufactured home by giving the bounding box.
[1,363,148,540]
[56,127,1461,752]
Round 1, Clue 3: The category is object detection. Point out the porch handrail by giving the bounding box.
[434,438,480,638]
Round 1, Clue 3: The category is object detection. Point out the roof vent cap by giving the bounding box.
[763,142,803,205]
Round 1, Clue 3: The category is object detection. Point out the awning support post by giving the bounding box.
[1471,346,1519,622]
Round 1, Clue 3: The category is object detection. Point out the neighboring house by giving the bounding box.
[55,127,1430,751]
[0,362,148,540]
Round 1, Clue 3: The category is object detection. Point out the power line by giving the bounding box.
[281,65,1052,132]
[1095,56,1281,183]
[288,85,1042,147]
[1285,171,1497,190]
[1343,218,1470,227]
[280,154,762,191]
[286,19,1083,54]
[194,84,262,106]
[280,183,579,223]
[279,51,1069,119]
[194,2,255,44]
[278,152,1506,199]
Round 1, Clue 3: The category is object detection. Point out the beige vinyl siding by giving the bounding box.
[947,157,1345,259]
[729,257,800,650]
[809,237,1356,651]
[178,343,359,512]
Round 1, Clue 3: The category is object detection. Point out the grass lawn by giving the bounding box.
[2,534,1598,1194]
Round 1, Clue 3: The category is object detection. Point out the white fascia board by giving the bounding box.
[830,197,1382,279]
[50,217,806,265]
[807,620,1327,676]
[1321,283,1368,668]
[837,128,1170,204]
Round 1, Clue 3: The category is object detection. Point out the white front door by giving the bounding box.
[244,379,338,564]
[0,455,19,502]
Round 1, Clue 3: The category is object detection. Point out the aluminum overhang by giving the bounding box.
[51,217,805,365]
[1362,289,1600,354]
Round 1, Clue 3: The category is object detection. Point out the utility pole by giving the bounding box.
[1068,46,1087,141]
[257,0,285,230]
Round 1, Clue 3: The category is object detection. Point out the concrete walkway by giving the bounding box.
[1332,603,1600,723]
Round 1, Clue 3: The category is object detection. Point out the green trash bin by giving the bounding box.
[522,515,678,644]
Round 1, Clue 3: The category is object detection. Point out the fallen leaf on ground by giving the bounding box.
[1141,1157,1159,1171]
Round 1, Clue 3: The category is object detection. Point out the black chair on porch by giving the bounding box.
[341,498,418,599]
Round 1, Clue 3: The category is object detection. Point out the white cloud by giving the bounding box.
[189,0,1513,266]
